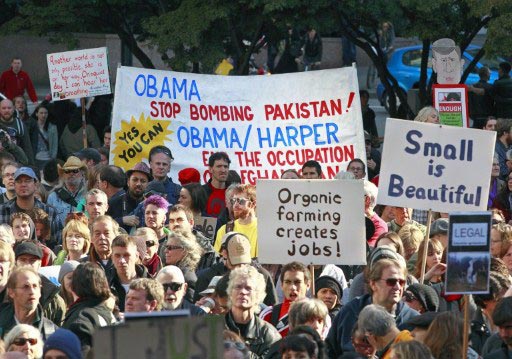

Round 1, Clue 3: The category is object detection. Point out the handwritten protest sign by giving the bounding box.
[38,266,60,286]
[433,84,469,127]
[47,47,111,101]
[94,314,223,359]
[445,212,491,294]
[110,66,365,184]
[257,179,366,265]
[195,216,217,239]
[377,119,495,212]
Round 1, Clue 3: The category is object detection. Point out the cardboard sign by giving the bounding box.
[257,179,366,265]
[110,66,366,184]
[195,216,218,238]
[433,84,469,127]
[93,314,223,359]
[47,47,111,101]
[377,119,495,212]
[445,212,491,294]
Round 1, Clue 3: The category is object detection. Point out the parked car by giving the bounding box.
[376,45,506,112]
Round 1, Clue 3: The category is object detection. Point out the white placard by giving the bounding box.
[47,47,111,101]
[110,66,366,184]
[452,222,488,246]
[257,179,366,265]
[377,118,495,212]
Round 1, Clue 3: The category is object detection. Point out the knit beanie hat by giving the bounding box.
[43,328,82,359]
[58,260,80,283]
[407,283,440,312]
[315,275,342,301]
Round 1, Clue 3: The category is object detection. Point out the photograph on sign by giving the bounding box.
[377,119,495,212]
[445,251,490,294]
[47,47,111,101]
[433,84,469,128]
[257,179,366,265]
[110,66,366,184]
[445,212,491,295]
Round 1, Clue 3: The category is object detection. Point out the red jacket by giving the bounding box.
[0,69,38,103]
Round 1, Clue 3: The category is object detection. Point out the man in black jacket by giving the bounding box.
[485,297,512,359]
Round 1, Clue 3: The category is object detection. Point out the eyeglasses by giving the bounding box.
[12,338,38,346]
[146,241,157,247]
[165,244,183,251]
[162,282,183,292]
[230,197,250,206]
[404,291,417,302]
[379,278,406,287]
[64,169,80,174]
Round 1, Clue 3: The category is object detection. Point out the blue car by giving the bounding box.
[376,45,505,111]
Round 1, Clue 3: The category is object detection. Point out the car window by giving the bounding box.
[403,49,423,67]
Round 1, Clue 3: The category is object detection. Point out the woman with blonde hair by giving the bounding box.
[54,219,91,264]
[414,238,445,283]
[414,106,439,124]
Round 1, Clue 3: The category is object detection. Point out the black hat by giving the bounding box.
[144,181,166,197]
[15,242,43,259]
[74,148,101,165]
[430,218,448,237]
[406,311,440,329]
[407,283,440,312]
[315,275,342,300]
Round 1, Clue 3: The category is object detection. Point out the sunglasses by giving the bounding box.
[63,169,80,174]
[162,282,183,292]
[379,278,406,287]
[230,197,250,206]
[165,244,184,251]
[12,338,38,346]
[146,241,157,247]
[404,291,417,302]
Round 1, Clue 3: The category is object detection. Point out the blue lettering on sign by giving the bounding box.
[176,126,245,149]
[133,74,201,101]
[256,123,339,148]
[387,173,482,207]
[404,129,473,161]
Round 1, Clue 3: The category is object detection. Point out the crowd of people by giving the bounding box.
[1,52,512,359]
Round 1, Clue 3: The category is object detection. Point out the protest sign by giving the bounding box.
[94,314,223,359]
[377,119,495,212]
[257,179,366,265]
[433,84,469,127]
[47,47,111,101]
[195,216,217,238]
[110,66,366,184]
[38,266,60,286]
[445,212,491,294]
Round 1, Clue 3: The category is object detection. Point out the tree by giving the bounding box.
[0,0,163,69]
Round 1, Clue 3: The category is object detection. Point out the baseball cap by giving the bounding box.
[14,167,38,181]
[199,276,223,296]
[226,233,251,265]
[15,242,43,259]
[144,181,167,197]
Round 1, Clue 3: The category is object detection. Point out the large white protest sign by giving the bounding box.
[47,47,111,101]
[94,314,223,359]
[110,66,365,184]
[377,119,495,212]
[257,179,366,265]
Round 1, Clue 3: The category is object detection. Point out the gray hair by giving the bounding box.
[363,180,378,209]
[4,324,43,358]
[358,304,396,336]
[167,230,203,272]
[227,265,266,313]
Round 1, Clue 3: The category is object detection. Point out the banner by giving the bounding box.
[94,314,223,359]
[110,66,365,184]
[257,179,366,265]
[47,47,111,101]
[377,119,495,212]
[445,212,491,294]
[433,84,469,127]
